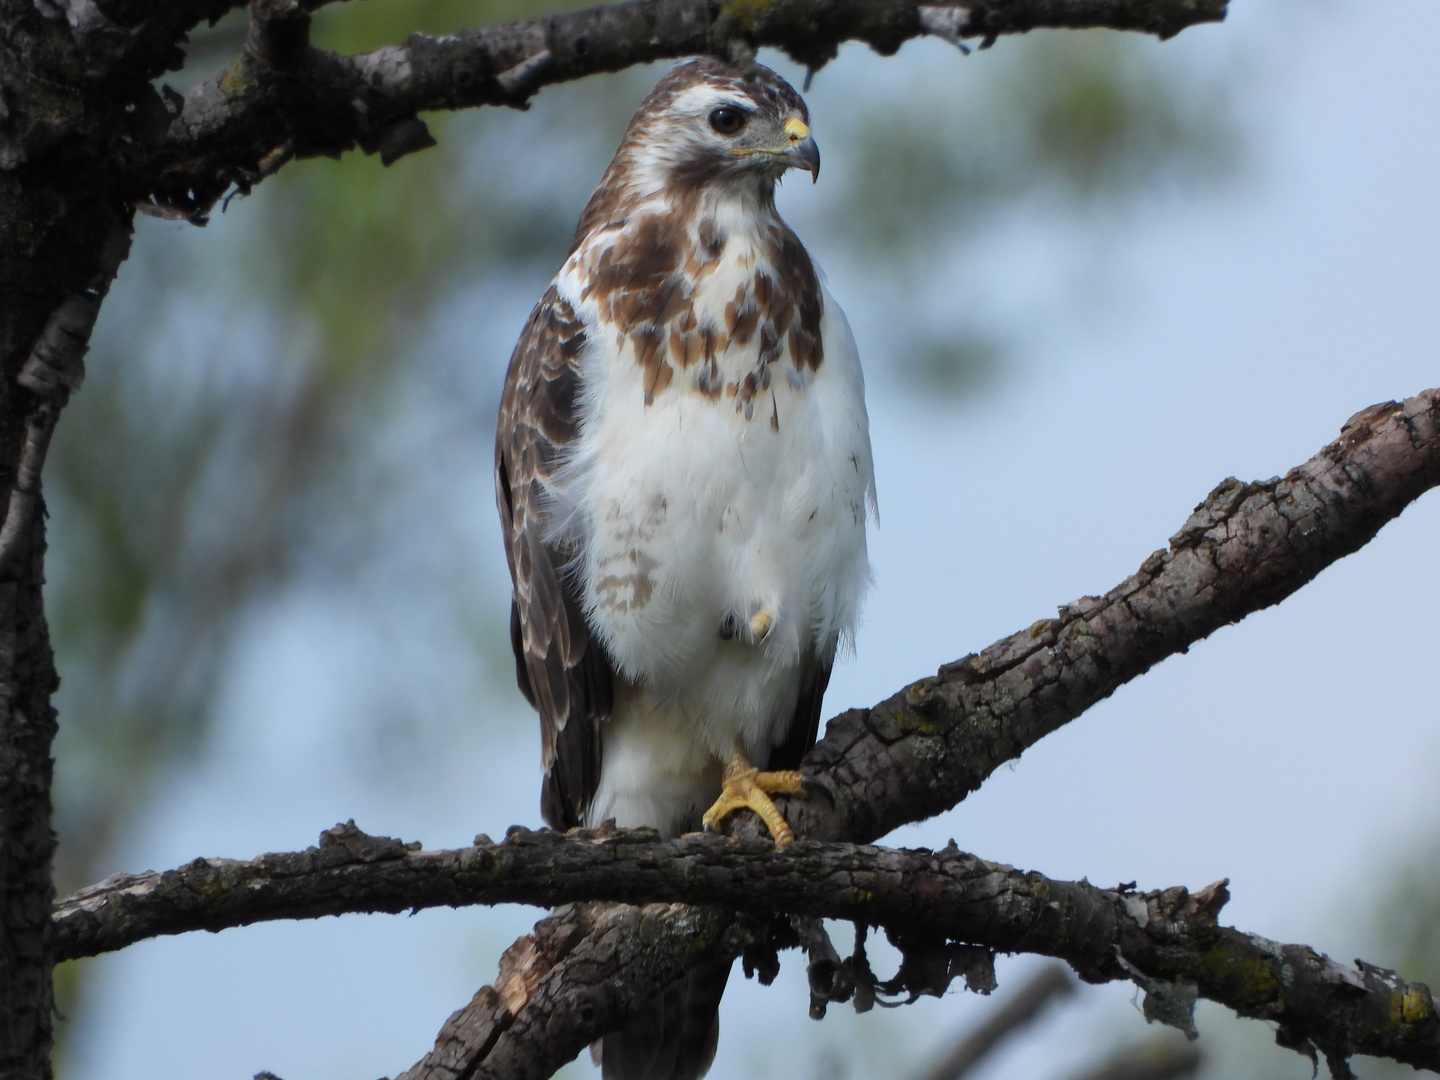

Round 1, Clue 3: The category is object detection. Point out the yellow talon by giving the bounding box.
[749,610,773,641]
[701,750,807,847]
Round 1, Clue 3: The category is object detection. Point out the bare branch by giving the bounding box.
[1062,1035,1202,1080]
[755,388,1440,846]
[430,386,1440,1078]
[0,216,131,574]
[396,901,747,1080]
[52,389,1440,1077]
[52,823,1440,1074]
[134,0,1227,217]
[919,964,1074,1080]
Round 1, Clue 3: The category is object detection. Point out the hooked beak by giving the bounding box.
[782,117,821,183]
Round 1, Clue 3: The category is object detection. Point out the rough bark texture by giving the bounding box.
[53,822,1440,1074]
[132,0,1226,221]
[0,0,145,1070]
[395,901,746,1080]
[49,389,1440,1079]
[766,389,1440,847]
[0,207,123,1080]
[394,388,1438,1080]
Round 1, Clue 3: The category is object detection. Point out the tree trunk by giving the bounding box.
[0,1,135,1066]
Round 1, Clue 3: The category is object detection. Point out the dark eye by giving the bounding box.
[709,107,746,136]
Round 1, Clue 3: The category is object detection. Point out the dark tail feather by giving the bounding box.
[600,957,732,1080]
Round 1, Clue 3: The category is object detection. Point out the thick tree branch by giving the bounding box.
[392,385,1440,1079]
[53,823,1440,1074]
[52,389,1440,1079]
[62,0,241,86]
[395,901,747,1080]
[0,219,130,574]
[132,0,1226,217]
[760,388,1440,846]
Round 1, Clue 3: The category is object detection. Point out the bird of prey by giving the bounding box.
[495,57,874,1078]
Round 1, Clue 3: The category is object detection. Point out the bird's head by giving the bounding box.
[617,58,820,194]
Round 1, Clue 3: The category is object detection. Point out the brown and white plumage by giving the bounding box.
[495,57,874,1079]
[496,283,612,830]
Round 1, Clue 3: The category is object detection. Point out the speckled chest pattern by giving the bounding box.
[578,207,824,421]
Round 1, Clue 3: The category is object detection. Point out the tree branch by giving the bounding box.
[53,388,1440,1079]
[395,901,748,1080]
[1062,1035,1202,1080]
[759,388,1440,846]
[52,823,1440,1074]
[0,218,131,574]
[919,964,1074,1080]
[396,385,1440,1078]
[132,0,1227,217]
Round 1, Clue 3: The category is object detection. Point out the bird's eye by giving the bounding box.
[709,107,746,136]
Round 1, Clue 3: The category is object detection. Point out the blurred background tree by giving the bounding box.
[48,1,1440,1077]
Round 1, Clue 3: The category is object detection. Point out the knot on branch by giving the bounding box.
[20,295,98,401]
[354,111,437,166]
[493,48,552,106]
[1122,878,1230,933]
[318,820,419,863]
[1169,475,1266,550]
[917,6,974,54]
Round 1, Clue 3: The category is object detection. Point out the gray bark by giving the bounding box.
[49,387,1440,1079]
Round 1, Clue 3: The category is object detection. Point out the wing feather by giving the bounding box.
[765,646,833,772]
[496,285,612,830]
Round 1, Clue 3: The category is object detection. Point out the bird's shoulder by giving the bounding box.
[497,282,590,477]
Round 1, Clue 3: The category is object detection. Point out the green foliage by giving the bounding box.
[812,31,1238,394]
[900,331,1002,396]
[1018,32,1236,196]
[1374,836,1440,998]
[49,236,300,894]
[310,0,591,55]
[836,31,1237,255]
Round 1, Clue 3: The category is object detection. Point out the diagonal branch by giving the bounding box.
[1061,1035,1203,1080]
[761,388,1440,845]
[438,386,1440,1078]
[397,901,747,1080]
[52,823,1440,1074]
[53,388,1440,1079]
[133,0,1227,217]
[919,964,1075,1080]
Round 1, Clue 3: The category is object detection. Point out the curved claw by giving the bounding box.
[702,751,809,847]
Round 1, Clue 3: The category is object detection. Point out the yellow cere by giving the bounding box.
[784,117,811,142]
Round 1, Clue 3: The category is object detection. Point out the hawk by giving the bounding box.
[495,57,875,1079]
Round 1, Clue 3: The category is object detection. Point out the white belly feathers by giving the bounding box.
[544,214,874,833]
